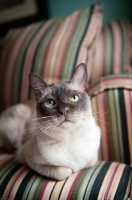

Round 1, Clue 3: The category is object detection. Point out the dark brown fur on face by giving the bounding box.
[36,83,89,120]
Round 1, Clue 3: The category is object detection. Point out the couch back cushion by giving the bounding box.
[90,19,132,83]
[0,3,102,111]
[88,75,132,165]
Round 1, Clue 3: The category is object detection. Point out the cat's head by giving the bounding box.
[29,63,92,131]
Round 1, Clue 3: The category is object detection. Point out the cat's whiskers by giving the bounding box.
[28,116,52,122]
[24,120,53,140]
[92,111,109,117]
[25,119,53,130]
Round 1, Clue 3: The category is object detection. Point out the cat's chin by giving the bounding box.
[59,120,73,129]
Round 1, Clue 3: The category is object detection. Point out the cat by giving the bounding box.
[0,63,101,180]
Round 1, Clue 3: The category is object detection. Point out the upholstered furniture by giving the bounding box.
[0,3,132,199]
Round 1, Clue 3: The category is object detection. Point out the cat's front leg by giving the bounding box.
[30,164,72,181]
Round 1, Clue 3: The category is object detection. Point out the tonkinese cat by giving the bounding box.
[0,63,101,180]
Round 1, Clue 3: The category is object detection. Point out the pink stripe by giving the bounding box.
[0,154,14,166]
[67,170,84,199]
[104,163,119,199]
[41,20,65,81]
[98,92,111,160]
[5,165,28,200]
[88,77,132,95]
[41,181,56,199]
[111,22,121,74]
[53,10,81,83]
[20,19,55,102]
[4,25,35,107]
[38,180,49,200]
[90,29,105,83]
[77,3,102,64]
[125,20,132,72]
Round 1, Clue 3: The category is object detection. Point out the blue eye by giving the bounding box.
[70,95,80,102]
[45,99,55,107]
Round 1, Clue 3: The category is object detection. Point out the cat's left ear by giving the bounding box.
[71,63,88,90]
[29,73,48,101]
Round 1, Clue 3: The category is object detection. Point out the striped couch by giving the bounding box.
[0,3,132,199]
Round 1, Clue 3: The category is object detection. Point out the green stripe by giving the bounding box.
[0,162,22,197]
[0,160,17,184]
[24,174,44,200]
[13,21,44,103]
[88,162,111,199]
[31,178,46,200]
[15,171,37,200]
[114,165,132,200]
[28,19,62,99]
[118,89,130,164]
[83,161,106,199]
[114,89,124,162]
[61,8,91,83]
[71,169,91,200]
[104,24,113,75]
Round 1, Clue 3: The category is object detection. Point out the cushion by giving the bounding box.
[0,3,103,111]
[88,74,132,165]
[0,154,131,199]
[90,19,132,84]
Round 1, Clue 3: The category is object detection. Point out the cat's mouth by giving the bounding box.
[59,118,74,126]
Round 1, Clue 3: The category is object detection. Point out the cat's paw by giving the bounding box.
[55,167,72,181]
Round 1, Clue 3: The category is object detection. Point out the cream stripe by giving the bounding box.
[20,20,54,102]
[59,172,80,200]
[8,167,30,199]
[50,179,66,200]
[108,164,125,200]
[97,163,118,199]
[112,21,122,74]
[47,16,72,84]
[41,181,56,200]
[80,162,105,200]
[5,24,35,107]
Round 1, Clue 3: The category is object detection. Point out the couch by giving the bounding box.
[0,2,132,199]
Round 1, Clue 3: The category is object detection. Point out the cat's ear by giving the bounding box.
[28,73,48,101]
[71,63,88,90]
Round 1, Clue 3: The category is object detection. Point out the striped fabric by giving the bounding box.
[0,154,131,200]
[0,3,102,112]
[90,19,132,83]
[88,75,132,165]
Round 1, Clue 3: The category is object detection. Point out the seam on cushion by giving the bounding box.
[88,74,132,96]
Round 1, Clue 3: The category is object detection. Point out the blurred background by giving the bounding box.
[0,0,132,37]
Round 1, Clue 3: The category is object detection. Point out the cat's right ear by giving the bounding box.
[28,73,48,101]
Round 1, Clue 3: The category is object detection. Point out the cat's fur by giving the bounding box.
[0,63,101,180]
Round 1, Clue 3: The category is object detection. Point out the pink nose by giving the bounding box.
[59,107,69,116]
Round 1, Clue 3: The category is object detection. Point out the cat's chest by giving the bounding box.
[37,131,97,171]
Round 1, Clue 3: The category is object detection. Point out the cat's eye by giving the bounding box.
[70,95,80,103]
[44,99,56,107]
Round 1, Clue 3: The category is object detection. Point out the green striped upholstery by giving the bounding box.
[0,154,131,200]
[88,75,132,165]
[90,19,132,83]
[0,2,102,112]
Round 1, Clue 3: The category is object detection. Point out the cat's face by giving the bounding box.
[29,63,92,131]
[36,82,90,129]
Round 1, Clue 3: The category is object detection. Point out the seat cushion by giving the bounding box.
[0,154,131,199]
[0,2,102,111]
[88,74,132,165]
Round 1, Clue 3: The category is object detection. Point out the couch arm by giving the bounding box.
[0,154,131,199]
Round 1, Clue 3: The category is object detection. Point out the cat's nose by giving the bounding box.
[58,107,69,116]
